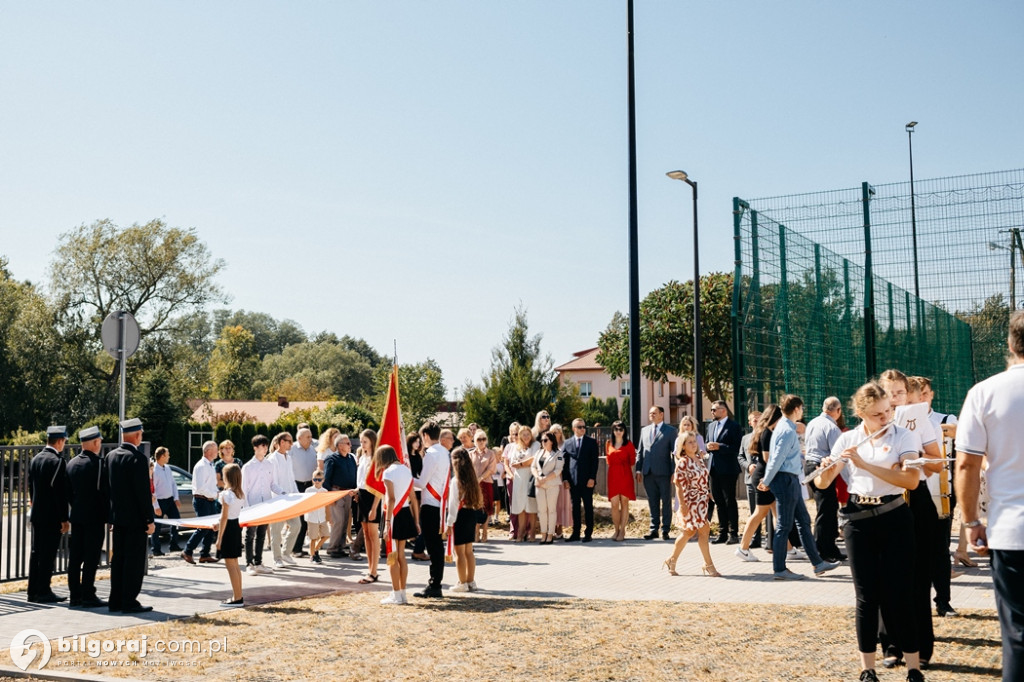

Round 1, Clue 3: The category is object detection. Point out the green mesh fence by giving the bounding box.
[732,188,976,422]
[743,169,1024,389]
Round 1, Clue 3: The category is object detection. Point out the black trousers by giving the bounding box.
[109,526,148,611]
[845,501,918,655]
[745,484,763,540]
[879,486,935,661]
[709,471,739,537]
[153,497,181,552]
[571,486,595,538]
[934,490,955,605]
[420,504,445,588]
[245,524,267,566]
[68,522,105,601]
[992,549,1024,682]
[292,479,312,552]
[28,522,62,599]
[805,460,841,559]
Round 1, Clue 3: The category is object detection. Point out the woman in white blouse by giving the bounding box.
[508,427,539,542]
[814,382,925,682]
[531,432,564,544]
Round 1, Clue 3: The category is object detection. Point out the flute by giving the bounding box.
[801,420,895,484]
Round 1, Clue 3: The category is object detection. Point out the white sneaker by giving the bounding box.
[450,582,470,593]
[380,592,400,605]
[397,590,408,604]
[281,554,297,565]
[787,548,808,561]
[467,581,479,592]
[273,560,286,569]
[246,564,259,576]
[256,564,274,574]
[735,548,759,562]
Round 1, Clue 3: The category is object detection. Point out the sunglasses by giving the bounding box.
[613,426,624,431]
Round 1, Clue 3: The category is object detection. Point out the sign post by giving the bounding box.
[101,311,141,440]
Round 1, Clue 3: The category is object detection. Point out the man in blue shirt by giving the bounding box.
[763,395,840,580]
[803,397,845,562]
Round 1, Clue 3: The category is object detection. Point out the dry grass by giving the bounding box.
[36,593,1001,681]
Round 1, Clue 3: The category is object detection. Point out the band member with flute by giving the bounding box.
[815,382,926,682]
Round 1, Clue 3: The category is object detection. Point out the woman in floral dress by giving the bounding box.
[663,432,720,577]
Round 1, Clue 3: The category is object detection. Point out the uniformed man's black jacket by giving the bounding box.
[28,446,70,525]
[107,443,154,528]
[67,450,110,524]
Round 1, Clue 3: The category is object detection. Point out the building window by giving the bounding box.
[579,381,593,399]
[620,380,630,397]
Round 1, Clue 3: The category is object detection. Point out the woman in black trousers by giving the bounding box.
[815,382,926,682]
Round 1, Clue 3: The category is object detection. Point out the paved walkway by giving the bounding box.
[0,534,995,647]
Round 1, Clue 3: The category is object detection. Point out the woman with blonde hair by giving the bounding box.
[677,415,707,454]
[355,429,381,584]
[508,426,539,541]
[315,427,340,472]
[549,423,571,538]
[502,422,521,539]
[663,432,718,577]
[531,410,552,439]
[215,463,246,606]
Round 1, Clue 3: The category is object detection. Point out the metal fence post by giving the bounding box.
[862,182,877,379]
[732,198,749,424]
[778,224,792,393]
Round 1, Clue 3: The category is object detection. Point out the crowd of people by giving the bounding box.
[23,311,1024,682]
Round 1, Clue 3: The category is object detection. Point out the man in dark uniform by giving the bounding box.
[66,425,109,608]
[106,418,155,613]
[27,425,71,603]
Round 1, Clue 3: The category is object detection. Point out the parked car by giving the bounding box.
[168,465,195,518]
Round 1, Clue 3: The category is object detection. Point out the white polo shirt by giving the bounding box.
[957,362,1024,550]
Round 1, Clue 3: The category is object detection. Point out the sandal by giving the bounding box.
[358,574,379,584]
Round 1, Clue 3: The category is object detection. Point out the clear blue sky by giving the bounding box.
[2,2,1022,399]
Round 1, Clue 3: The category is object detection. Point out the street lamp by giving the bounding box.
[989,228,1022,310]
[666,170,703,427]
[906,121,920,302]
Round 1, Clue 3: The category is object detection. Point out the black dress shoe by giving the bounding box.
[169,543,183,552]
[152,550,165,557]
[122,604,154,614]
[413,587,444,599]
[565,535,580,542]
[726,535,739,545]
[936,601,958,617]
[28,593,66,604]
[643,532,659,540]
[661,533,671,541]
[69,599,83,607]
[906,669,925,682]
[581,536,593,543]
[712,535,729,544]
[79,597,108,608]
[108,606,121,613]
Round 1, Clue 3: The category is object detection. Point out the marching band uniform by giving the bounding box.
[66,426,109,607]
[27,426,71,603]
[830,424,921,664]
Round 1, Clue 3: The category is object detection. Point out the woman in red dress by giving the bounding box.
[605,420,637,542]
[663,432,720,577]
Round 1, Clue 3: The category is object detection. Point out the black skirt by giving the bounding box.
[751,461,776,506]
[357,489,382,524]
[390,506,417,542]
[219,518,242,559]
[453,508,477,546]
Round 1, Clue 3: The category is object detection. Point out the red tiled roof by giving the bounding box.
[554,347,603,372]
[189,400,330,424]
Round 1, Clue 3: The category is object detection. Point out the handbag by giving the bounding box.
[527,475,537,498]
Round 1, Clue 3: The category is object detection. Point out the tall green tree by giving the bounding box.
[212,309,306,359]
[256,341,375,402]
[596,272,734,401]
[132,365,185,448]
[209,325,261,399]
[49,219,227,413]
[463,306,583,440]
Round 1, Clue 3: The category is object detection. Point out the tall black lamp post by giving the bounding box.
[906,121,920,302]
[666,170,703,427]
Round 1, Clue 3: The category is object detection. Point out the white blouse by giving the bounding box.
[218,489,246,520]
[830,424,918,498]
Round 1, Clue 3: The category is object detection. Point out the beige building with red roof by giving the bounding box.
[555,347,712,427]
[188,398,330,424]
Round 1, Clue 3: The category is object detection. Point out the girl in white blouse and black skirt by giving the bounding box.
[815,382,926,682]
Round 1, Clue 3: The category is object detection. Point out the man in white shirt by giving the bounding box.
[266,432,300,567]
[242,434,283,574]
[413,421,450,599]
[956,311,1024,682]
[803,397,845,563]
[288,428,318,557]
[182,441,220,564]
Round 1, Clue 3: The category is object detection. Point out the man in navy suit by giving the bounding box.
[562,419,599,542]
[635,406,678,540]
[706,400,743,544]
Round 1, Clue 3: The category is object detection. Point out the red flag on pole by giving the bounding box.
[365,364,406,499]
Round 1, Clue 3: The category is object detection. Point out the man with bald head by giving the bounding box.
[803,396,845,563]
